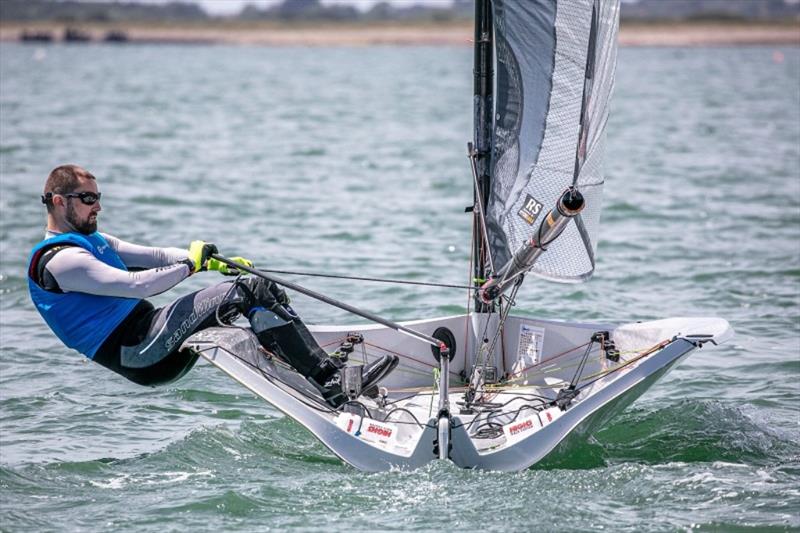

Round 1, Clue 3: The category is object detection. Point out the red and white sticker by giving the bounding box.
[502,415,541,444]
[335,414,397,447]
[360,420,397,446]
[541,407,563,426]
[335,413,361,434]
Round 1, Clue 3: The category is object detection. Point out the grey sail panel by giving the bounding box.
[486,0,620,283]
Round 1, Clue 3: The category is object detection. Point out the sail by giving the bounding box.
[485,0,620,283]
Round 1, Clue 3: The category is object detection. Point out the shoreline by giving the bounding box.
[1,21,798,47]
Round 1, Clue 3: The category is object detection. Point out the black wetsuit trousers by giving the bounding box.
[93,278,290,386]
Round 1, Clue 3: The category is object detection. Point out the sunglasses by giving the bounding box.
[41,191,102,206]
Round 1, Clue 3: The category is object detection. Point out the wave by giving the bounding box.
[535,400,797,470]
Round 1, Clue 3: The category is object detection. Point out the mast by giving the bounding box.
[472,0,494,312]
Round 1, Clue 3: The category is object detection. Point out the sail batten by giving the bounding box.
[485,0,620,283]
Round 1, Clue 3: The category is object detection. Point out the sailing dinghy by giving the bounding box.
[183,0,732,472]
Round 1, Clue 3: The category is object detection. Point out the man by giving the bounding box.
[27,164,396,408]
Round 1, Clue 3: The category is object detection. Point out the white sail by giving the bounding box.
[485,0,620,282]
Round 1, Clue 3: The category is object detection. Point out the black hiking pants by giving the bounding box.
[93,278,290,386]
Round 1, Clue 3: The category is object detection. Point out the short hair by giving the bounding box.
[42,165,96,212]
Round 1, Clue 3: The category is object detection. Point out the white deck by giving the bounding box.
[183,313,732,471]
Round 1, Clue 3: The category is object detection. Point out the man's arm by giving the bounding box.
[102,233,189,269]
[45,247,191,299]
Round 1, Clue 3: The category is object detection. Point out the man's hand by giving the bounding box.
[207,256,254,276]
[186,240,218,274]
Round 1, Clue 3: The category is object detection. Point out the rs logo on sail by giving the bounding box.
[518,194,544,225]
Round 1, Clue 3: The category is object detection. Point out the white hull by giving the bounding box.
[183,313,732,471]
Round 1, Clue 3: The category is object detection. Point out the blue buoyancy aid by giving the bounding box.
[28,232,140,358]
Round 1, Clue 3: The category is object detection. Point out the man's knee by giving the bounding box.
[236,277,289,311]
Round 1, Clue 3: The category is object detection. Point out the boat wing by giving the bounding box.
[181,327,438,472]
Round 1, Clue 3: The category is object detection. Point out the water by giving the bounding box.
[1,42,798,531]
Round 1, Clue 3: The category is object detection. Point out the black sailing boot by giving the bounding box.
[285,311,400,406]
[250,307,399,408]
[242,280,399,408]
[308,353,399,408]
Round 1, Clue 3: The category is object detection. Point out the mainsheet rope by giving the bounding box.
[240,266,478,292]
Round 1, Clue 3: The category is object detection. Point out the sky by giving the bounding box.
[129,0,454,16]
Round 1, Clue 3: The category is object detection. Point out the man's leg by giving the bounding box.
[237,277,328,376]
[236,277,398,408]
[108,277,397,402]
[115,281,240,385]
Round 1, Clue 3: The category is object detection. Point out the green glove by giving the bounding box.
[207,256,254,276]
[187,240,218,274]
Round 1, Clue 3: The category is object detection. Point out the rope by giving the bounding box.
[574,339,672,390]
[510,341,592,378]
[205,269,677,436]
[245,267,478,291]
[430,368,439,417]
[197,327,674,437]
[568,341,595,389]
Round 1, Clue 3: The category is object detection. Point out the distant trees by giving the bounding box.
[0,0,474,24]
[235,0,469,23]
[1,0,209,23]
[620,0,799,22]
[1,0,796,24]
[239,0,360,21]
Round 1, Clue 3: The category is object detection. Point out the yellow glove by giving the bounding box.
[186,240,218,274]
[207,256,254,276]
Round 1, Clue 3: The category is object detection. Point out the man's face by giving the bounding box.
[62,178,101,235]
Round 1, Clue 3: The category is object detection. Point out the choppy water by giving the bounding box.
[0,42,798,531]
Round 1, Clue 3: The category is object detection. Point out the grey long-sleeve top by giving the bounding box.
[44,231,191,299]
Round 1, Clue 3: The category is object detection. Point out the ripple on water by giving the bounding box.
[1,43,799,532]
